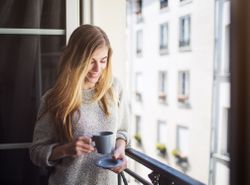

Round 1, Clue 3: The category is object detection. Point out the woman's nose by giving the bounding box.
[92,62,100,72]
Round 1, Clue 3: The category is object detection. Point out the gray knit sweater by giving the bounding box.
[29,78,129,185]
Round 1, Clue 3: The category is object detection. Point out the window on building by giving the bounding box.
[134,0,143,23]
[135,0,142,15]
[160,0,168,9]
[179,15,191,48]
[177,125,189,156]
[157,120,167,145]
[136,30,143,56]
[135,72,143,101]
[159,23,168,55]
[158,71,168,104]
[134,115,142,145]
[178,71,190,104]
[135,115,141,134]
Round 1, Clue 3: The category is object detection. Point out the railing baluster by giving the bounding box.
[120,172,128,185]
[124,168,152,185]
[118,173,122,185]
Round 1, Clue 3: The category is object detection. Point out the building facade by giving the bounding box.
[127,0,221,184]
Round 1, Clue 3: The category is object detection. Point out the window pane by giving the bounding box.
[0,34,65,143]
[135,115,141,134]
[177,126,189,155]
[136,30,143,55]
[160,23,168,50]
[179,15,191,47]
[0,0,66,29]
[157,121,167,145]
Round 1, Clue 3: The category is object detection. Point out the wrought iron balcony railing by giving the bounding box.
[118,148,205,185]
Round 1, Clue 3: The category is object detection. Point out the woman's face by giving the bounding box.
[84,45,109,89]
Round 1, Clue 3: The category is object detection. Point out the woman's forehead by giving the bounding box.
[91,45,109,60]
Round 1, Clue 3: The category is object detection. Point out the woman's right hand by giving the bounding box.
[49,136,95,161]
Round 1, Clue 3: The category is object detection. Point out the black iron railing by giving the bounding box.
[118,148,205,185]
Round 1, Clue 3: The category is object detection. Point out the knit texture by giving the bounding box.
[30,78,129,185]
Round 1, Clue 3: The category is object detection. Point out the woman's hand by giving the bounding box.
[64,136,95,157]
[49,136,95,161]
[111,139,127,173]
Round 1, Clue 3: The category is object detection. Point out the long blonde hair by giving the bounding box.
[42,24,115,142]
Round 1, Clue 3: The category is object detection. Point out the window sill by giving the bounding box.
[159,49,169,55]
[159,6,169,13]
[178,102,191,109]
[180,0,192,7]
[179,45,192,52]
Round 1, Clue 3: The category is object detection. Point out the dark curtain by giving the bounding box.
[230,0,250,185]
[0,0,65,184]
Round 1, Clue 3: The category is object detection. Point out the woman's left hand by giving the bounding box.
[110,146,127,173]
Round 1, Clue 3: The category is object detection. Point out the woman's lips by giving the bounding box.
[88,73,99,78]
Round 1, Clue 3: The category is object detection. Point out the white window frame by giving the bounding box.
[135,115,141,134]
[158,71,168,104]
[136,30,143,56]
[176,125,189,156]
[135,72,143,101]
[159,22,169,55]
[0,0,80,150]
[218,108,229,156]
[178,71,190,104]
[157,120,167,145]
[179,15,191,50]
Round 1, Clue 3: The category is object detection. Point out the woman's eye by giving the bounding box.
[101,60,107,63]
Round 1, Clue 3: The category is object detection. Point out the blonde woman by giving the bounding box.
[30,24,129,185]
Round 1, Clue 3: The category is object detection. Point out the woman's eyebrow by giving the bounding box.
[100,56,108,60]
[92,56,108,61]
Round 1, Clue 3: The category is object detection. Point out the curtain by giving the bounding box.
[0,0,65,184]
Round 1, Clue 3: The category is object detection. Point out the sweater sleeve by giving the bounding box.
[114,78,131,147]
[29,95,60,167]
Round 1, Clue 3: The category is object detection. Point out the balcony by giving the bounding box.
[158,93,167,104]
[118,148,205,185]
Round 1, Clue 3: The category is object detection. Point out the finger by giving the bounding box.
[73,143,94,153]
[79,143,95,152]
[75,146,94,155]
[112,150,121,160]
[111,160,127,173]
[75,140,95,151]
[78,136,92,144]
[111,166,124,173]
[81,137,92,144]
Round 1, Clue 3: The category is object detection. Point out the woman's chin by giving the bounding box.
[86,77,99,85]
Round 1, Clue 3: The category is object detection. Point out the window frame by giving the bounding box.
[159,22,169,55]
[179,15,191,51]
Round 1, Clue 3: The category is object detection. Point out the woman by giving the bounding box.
[30,24,129,185]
